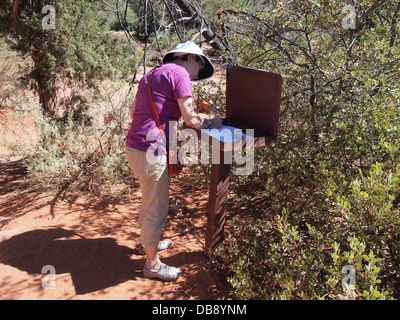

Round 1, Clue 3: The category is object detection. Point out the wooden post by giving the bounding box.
[204,150,231,259]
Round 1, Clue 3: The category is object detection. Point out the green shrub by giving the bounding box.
[11,80,136,197]
[215,0,400,299]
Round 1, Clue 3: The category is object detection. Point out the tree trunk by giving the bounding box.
[29,48,63,118]
[38,87,60,117]
[12,0,20,26]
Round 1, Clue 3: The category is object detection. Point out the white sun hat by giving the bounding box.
[163,41,215,81]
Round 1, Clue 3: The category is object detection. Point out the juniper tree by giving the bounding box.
[1,0,136,117]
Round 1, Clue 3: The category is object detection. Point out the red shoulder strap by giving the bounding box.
[148,67,167,142]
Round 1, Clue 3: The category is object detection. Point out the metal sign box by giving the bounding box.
[198,65,282,152]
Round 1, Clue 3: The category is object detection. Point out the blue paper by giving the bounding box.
[200,125,254,142]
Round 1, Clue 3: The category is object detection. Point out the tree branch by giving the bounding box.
[360,0,387,22]
[171,0,228,51]
[389,0,400,47]
[163,0,184,43]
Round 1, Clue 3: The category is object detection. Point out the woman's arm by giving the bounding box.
[130,97,137,119]
[177,96,222,129]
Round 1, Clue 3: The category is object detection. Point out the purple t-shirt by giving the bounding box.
[126,63,192,155]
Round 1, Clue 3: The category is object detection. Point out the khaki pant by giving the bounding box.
[126,147,169,246]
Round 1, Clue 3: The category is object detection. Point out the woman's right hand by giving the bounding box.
[209,117,223,129]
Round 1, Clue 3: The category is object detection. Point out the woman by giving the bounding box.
[126,41,222,281]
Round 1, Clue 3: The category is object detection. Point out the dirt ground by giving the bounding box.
[0,103,233,300]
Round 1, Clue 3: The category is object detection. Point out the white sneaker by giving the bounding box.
[143,263,182,281]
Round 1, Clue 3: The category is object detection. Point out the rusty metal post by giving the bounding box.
[204,150,231,259]
[199,65,282,259]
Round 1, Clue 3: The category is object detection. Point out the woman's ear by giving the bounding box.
[188,54,196,63]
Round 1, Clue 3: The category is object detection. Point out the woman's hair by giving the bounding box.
[172,53,205,68]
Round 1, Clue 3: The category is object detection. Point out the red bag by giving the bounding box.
[148,67,184,175]
[168,151,183,175]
